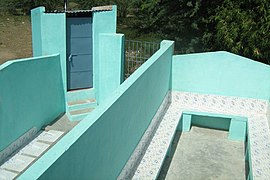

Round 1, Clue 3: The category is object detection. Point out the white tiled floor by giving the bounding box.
[36,130,64,144]
[0,169,17,180]
[1,154,35,173]
[20,140,50,157]
[0,130,64,179]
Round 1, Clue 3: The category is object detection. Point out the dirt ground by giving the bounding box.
[0,15,32,65]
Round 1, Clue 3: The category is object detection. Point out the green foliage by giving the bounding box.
[131,0,270,63]
[6,0,63,15]
[1,0,269,64]
[203,0,270,64]
[131,0,204,53]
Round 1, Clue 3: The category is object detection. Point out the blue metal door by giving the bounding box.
[66,17,93,90]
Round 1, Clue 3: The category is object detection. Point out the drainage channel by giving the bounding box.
[158,126,246,180]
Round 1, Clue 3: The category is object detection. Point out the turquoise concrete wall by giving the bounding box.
[32,6,119,104]
[172,51,270,100]
[191,115,231,131]
[19,40,174,179]
[31,7,66,92]
[93,6,117,103]
[98,33,125,102]
[31,7,43,56]
[0,54,65,151]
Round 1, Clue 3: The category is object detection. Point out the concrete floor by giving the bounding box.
[158,126,246,180]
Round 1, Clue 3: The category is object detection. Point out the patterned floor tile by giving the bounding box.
[132,91,270,180]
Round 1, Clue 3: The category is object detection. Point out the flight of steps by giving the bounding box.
[68,98,97,121]
[0,129,65,179]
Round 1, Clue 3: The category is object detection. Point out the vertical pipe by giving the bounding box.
[144,42,146,61]
[139,41,142,65]
[132,41,134,74]
[136,41,139,68]
[64,0,68,12]
[148,42,151,61]
[127,41,130,77]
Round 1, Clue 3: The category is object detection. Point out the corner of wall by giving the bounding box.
[92,6,118,104]
[31,7,45,57]
[97,33,125,103]
[160,40,175,90]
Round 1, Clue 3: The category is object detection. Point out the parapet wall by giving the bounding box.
[19,40,174,179]
[172,51,270,100]
[0,54,65,152]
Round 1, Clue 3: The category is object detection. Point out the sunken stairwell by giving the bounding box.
[68,98,97,121]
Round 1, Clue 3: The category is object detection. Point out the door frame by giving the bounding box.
[66,12,93,91]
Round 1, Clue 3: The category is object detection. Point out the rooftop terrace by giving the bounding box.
[1,6,270,180]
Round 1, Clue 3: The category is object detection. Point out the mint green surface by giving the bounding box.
[31,7,66,92]
[31,7,43,56]
[172,51,270,100]
[31,6,119,104]
[183,111,232,131]
[228,118,247,141]
[92,6,117,103]
[192,115,231,131]
[66,88,96,102]
[19,40,174,179]
[98,33,124,102]
[0,54,65,151]
[182,111,247,142]
[182,114,192,131]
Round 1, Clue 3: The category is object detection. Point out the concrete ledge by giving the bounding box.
[182,114,192,132]
[228,118,247,141]
[182,111,247,142]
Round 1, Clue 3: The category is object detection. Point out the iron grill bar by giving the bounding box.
[124,40,160,79]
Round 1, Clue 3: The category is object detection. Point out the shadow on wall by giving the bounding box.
[19,40,174,179]
[0,54,65,152]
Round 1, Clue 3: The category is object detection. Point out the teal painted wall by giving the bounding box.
[191,115,231,131]
[172,51,270,100]
[93,6,117,103]
[0,54,65,151]
[98,33,124,102]
[31,7,66,92]
[32,6,119,104]
[31,7,43,56]
[19,40,174,180]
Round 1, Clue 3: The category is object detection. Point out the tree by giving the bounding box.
[131,0,204,53]
[203,0,270,64]
[6,0,64,15]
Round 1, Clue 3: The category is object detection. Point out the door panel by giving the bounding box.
[69,71,93,90]
[69,55,92,72]
[71,37,92,55]
[69,19,92,37]
[66,17,93,90]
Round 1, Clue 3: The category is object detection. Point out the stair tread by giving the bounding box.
[45,114,79,132]
[70,108,94,116]
[68,98,96,106]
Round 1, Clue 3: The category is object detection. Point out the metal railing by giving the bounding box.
[125,40,160,78]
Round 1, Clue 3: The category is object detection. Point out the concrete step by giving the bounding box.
[67,88,95,102]
[45,114,79,132]
[69,108,94,121]
[68,99,97,112]
[69,108,94,116]
[71,113,89,121]
[0,130,64,179]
